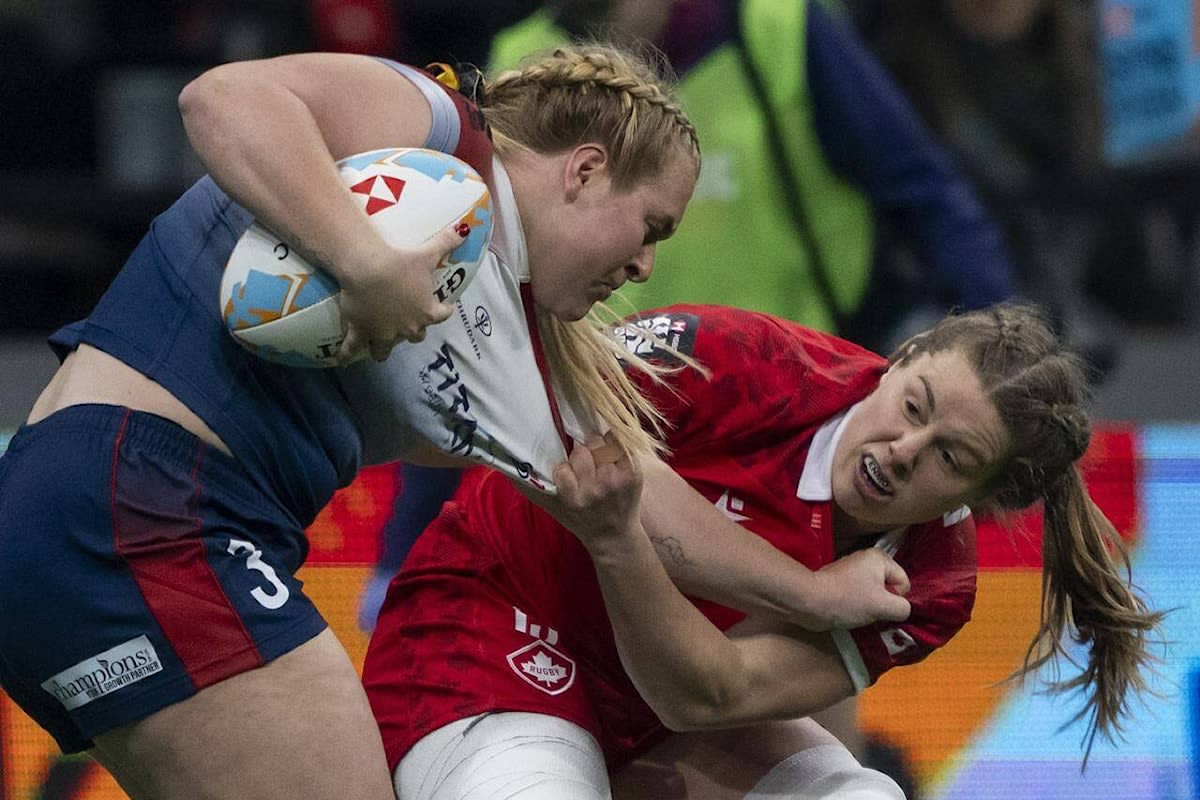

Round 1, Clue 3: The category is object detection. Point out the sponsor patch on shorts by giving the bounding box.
[41,635,163,710]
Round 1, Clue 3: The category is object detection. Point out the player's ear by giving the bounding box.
[563,143,610,201]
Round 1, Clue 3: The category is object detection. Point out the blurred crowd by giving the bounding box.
[2,0,1199,344]
[3,2,1199,798]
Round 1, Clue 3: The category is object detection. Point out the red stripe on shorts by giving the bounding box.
[109,410,262,689]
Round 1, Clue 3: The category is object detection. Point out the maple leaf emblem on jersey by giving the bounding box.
[506,640,576,695]
[522,652,567,685]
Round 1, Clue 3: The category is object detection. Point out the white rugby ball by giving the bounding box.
[219,147,493,367]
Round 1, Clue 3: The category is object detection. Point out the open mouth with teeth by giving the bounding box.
[861,454,893,496]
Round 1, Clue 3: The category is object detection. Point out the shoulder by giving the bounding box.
[374,59,494,181]
[624,303,886,403]
[625,304,855,366]
[623,305,884,442]
[892,512,978,606]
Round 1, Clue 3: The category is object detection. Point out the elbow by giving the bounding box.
[655,705,716,733]
[659,713,722,733]
[178,67,224,125]
[178,62,258,152]
[651,680,743,732]
[178,67,229,150]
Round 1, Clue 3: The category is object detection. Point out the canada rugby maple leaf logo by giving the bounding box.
[506,641,576,696]
[522,652,567,686]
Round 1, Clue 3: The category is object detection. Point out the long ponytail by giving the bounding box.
[892,303,1164,760]
[1021,467,1163,757]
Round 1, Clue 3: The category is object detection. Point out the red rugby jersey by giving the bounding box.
[366,305,977,767]
[619,305,977,687]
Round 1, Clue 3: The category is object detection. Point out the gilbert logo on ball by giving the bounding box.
[220,148,493,367]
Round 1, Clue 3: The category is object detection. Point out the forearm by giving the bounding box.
[590,524,856,729]
[639,459,830,627]
[638,460,911,631]
[585,520,762,729]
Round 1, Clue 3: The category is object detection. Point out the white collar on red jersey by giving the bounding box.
[795,402,861,501]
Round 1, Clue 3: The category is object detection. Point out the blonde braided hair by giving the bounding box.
[482,43,700,186]
[478,43,700,458]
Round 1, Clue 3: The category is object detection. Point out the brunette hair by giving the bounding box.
[891,303,1162,756]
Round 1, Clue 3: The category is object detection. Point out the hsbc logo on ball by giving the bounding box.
[349,174,407,215]
[507,640,576,695]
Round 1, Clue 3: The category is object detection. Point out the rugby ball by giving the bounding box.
[219,148,493,367]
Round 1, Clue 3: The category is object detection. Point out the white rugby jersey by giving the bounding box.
[339,158,595,493]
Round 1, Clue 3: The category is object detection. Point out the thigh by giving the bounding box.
[397,712,610,800]
[0,406,324,753]
[93,628,395,800]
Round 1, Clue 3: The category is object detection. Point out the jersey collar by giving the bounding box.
[795,402,861,501]
[488,156,531,283]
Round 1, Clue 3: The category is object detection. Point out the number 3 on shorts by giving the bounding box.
[227,538,290,610]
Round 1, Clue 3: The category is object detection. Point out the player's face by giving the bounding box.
[831,349,1010,533]
[531,145,697,321]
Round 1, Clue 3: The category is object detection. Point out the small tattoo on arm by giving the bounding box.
[650,536,693,567]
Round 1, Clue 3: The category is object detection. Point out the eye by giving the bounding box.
[643,218,675,246]
[940,449,958,470]
[904,399,920,419]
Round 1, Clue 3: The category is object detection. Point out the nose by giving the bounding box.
[625,244,655,284]
[888,429,929,477]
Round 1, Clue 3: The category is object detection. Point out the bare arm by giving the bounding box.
[639,456,909,631]
[588,480,859,729]
[532,443,894,731]
[179,53,461,360]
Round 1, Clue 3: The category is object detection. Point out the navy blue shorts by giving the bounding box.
[0,405,327,753]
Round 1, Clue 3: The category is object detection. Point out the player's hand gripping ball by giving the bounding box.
[219,148,493,367]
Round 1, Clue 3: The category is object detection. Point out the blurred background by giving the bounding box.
[1,1,1198,799]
